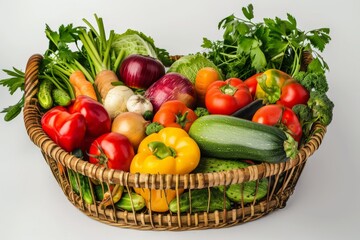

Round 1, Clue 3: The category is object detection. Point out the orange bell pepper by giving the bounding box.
[130,127,201,212]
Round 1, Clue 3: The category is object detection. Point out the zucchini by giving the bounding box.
[189,115,297,163]
[194,157,268,203]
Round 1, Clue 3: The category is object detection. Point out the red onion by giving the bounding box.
[144,73,196,112]
[119,54,165,89]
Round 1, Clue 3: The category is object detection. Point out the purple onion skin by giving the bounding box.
[144,73,197,112]
[119,54,165,89]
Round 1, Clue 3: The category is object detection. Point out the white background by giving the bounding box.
[0,0,359,239]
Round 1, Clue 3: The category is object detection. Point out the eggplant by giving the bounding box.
[231,99,264,120]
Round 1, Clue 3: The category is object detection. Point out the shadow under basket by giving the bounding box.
[23,54,326,231]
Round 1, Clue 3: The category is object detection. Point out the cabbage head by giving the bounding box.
[167,53,224,84]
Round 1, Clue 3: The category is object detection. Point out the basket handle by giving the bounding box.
[24,54,43,104]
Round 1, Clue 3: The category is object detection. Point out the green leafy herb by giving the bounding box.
[0,68,25,121]
[202,4,331,79]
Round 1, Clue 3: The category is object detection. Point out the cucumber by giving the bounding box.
[37,78,54,109]
[169,188,231,213]
[194,157,268,203]
[52,88,71,107]
[189,115,297,163]
[68,149,93,204]
[114,192,146,211]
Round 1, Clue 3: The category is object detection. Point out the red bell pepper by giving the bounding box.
[68,95,111,138]
[205,78,253,115]
[41,96,111,153]
[41,106,86,152]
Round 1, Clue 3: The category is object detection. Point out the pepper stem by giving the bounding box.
[148,141,176,159]
[220,83,238,96]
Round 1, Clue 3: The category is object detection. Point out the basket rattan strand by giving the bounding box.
[23,54,326,231]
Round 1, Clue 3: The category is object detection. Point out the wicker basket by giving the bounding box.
[23,54,326,231]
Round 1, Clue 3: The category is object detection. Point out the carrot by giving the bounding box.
[69,70,98,101]
[94,69,120,100]
[195,67,220,106]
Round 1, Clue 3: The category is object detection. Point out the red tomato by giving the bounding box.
[252,104,302,142]
[69,95,111,138]
[152,100,197,132]
[276,80,310,108]
[244,73,262,97]
[205,78,253,115]
[88,132,135,171]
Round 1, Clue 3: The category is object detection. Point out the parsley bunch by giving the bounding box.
[202,4,331,79]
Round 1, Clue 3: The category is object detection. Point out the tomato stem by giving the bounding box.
[87,145,108,166]
[176,111,189,129]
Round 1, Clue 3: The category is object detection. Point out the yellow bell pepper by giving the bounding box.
[130,127,201,212]
[255,69,293,103]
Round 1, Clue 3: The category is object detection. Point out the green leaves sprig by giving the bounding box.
[202,4,331,79]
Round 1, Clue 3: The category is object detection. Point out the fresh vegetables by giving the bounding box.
[130,127,201,212]
[68,149,94,205]
[152,100,197,132]
[0,7,335,215]
[244,73,261,97]
[293,71,329,94]
[69,70,97,100]
[202,4,331,79]
[169,188,231,213]
[52,88,72,107]
[144,73,196,112]
[119,54,165,89]
[194,157,268,203]
[111,112,149,149]
[189,115,298,163]
[255,69,293,103]
[276,80,310,108]
[41,106,86,152]
[205,78,253,115]
[111,29,171,67]
[292,91,334,143]
[114,192,146,211]
[194,67,220,107]
[102,85,134,119]
[68,95,111,138]
[252,104,303,142]
[89,132,134,171]
[167,53,223,84]
[37,78,55,109]
[255,69,309,108]
[231,99,264,120]
[126,94,153,116]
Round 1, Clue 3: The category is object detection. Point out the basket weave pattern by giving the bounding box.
[23,54,326,230]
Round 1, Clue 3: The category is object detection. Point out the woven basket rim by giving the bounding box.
[23,54,327,190]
